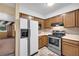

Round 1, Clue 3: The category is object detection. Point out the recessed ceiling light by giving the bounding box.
[47,3,54,6]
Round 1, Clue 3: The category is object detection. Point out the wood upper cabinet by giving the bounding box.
[55,15,63,23]
[39,35,48,49]
[76,9,79,27]
[38,20,44,30]
[63,11,76,27]
[44,15,63,29]
[44,19,52,29]
[62,39,79,56]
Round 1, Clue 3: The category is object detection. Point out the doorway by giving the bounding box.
[0,20,15,56]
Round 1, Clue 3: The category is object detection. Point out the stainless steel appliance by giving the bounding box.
[48,30,65,55]
[51,22,64,27]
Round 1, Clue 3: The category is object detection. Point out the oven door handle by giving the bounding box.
[48,37,60,39]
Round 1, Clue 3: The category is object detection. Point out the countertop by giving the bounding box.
[39,29,53,36]
[39,32,52,36]
[62,34,79,41]
[39,30,79,41]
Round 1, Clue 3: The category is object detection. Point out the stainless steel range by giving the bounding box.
[48,30,65,55]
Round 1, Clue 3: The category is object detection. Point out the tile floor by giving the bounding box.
[35,47,58,56]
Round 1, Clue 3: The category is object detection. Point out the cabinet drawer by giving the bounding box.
[62,39,79,45]
[62,41,79,47]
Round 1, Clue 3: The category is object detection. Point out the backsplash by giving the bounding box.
[64,27,79,35]
[52,26,79,35]
[39,27,79,35]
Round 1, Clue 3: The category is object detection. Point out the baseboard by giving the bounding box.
[30,52,38,56]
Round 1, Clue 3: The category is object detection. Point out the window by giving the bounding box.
[0,26,6,31]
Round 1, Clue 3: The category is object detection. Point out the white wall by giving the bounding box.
[0,4,15,21]
[46,4,79,19]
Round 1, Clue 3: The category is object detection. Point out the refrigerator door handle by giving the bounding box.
[28,29,31,56]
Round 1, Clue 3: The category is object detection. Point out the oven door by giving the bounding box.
[48,37,61,50]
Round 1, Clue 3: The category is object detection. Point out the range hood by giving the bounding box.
[51,22,64,27]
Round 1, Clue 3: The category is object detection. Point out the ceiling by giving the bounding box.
[1,3,78,19]
[21,3,71,16]
[0,20,14,27]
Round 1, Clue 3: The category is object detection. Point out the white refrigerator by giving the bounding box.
[20,18,38,56]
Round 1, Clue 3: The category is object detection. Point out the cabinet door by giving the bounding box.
[38,19,44,30]
[39,36,43,49]
[51,17,57,23]
[62,41,79,56]
[56,15,63,23]
[63,11,76,27]
[76,9,79,27]
[39,35,48,49]
[43,35,48,46]
[44,15,63,29]
[44,19,51,29]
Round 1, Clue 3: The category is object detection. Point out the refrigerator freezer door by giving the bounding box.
[29,20,38,55]
[20,38,28,56]
[20,18,28,56]
[20,18,28,29]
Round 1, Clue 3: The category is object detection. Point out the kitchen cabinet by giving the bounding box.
[50,15,63,23]
[44,19,52,29]
[44,11,76,28]
[44,15,63,29]
[54,15,63,23]
[39,35,48,49]
[63,11,76,27]
[62,38,79,56]
[38,20,44,30]
[76,9,79,27]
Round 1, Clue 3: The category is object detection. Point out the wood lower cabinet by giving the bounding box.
[39,35,48,49]
[63,11,76,27]
[62,39,79,56]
